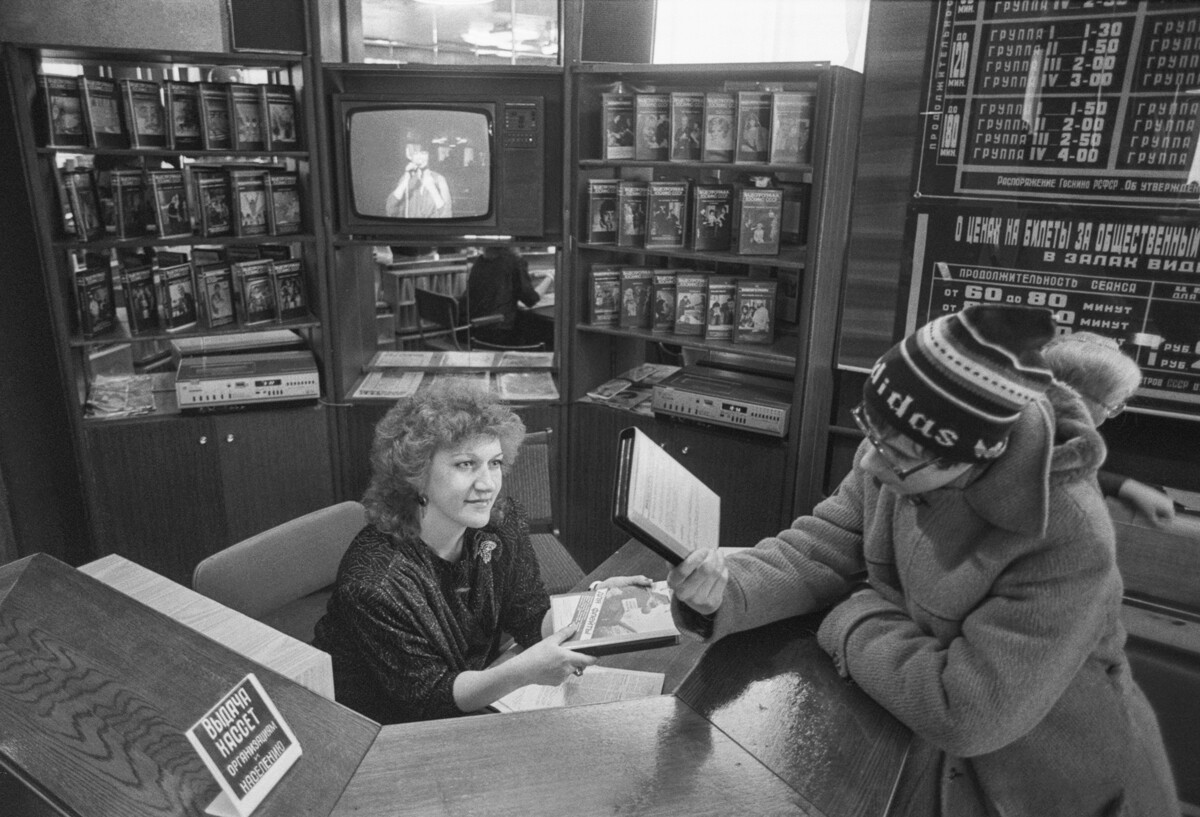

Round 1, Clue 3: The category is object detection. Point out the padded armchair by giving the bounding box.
[414,286,503,351]
[505,428,584,594]
[192,500,366,643]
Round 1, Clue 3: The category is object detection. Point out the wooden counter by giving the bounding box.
[2,545,910,816]
[80,553,334,699]
[331,541,911,817]
[0,553,377,817]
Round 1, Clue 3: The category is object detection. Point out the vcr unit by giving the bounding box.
[175,350,320,411]
[651,365,791,437]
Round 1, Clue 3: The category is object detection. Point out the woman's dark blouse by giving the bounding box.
[311,498,549,724]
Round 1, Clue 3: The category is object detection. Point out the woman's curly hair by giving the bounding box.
[362,380,526,540]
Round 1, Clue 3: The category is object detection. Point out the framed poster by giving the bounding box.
[905,203,1200,417]
[915,0,1200,208]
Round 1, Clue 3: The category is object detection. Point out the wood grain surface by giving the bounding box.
[334,696,819,817]
[0,554,377,817]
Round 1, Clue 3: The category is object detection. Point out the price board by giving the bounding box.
[906,204,1200,415]
[917,0,1200,206]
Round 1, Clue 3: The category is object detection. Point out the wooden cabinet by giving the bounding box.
[561,63,863,564]
[82,405,333,584]
[4,42,334,573]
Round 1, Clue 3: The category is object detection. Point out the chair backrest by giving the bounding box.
[414,286,466,350]
[473,339,547,352]
[192,500,366,620]
[503,428,585,593]
[504,429,555,533]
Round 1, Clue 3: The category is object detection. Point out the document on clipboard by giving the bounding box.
[612,426,720,565]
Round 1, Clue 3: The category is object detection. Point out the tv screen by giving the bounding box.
[348,107,492,221]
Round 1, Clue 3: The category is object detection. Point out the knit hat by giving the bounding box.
[863,305,1056,463]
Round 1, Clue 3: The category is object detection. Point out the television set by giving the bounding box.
[332,90,554,241]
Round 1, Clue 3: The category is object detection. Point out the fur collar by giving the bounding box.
[964,385,1106,536]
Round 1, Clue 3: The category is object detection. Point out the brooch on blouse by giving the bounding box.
[477,537,499,563]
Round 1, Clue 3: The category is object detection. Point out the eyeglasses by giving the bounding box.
[851,404,947,480]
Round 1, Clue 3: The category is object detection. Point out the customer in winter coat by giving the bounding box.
[668,304,1179,816]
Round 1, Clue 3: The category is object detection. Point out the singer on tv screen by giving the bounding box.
[348,108,491,220]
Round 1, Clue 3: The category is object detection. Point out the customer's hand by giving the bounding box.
[668,548,728,616]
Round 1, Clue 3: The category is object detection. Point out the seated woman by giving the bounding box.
[313,381,627,723]
[460,246,552,346]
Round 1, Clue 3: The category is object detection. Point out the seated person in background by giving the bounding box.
[668,305,1179,817]
[1043,331,1175,528]
[461,246,552,346]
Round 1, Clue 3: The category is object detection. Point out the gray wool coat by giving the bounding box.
[681,387,1179,816]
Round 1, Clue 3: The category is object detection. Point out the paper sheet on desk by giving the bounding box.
[1163,486,1200,515]
[492,666,664,713]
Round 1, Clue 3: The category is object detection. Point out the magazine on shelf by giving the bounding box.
[601,92,635,160]
[586,377,632,401]
[551,580,680,656]
[701,92,736,162]
[37,73,87,147]
[768,90,815,165]
[497,371,559,402]
[496,351,554,369]
[163,80,202,150]
[669,91,704,162]
[352,370,424,400]
[586,178,619,244]
[198,82,233,150]
[616,180,648,248]
[272,259,308,321]
[78,76,127,149]
[605,387,653,412]
[118,79,166,149]
[619,363,681,386]
[651,271,677,334]
[588,265,622,326]
[429,371,491,392]
[613,426,720,565]
[634,92,670,161]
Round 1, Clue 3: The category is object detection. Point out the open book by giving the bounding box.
[612,426,720,564]
[551,580,680,656]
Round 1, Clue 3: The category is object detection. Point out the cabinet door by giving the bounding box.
[564,403,658,571]
[661,422,787,547]
[213,405,334,544]
[83,416,225,585]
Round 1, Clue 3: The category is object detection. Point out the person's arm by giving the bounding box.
[667,446,871,641]
[815,486,1115,757]
[452,625,594,712]
[513,257,541,308]
[1117,478,1176,527]
[334,580,468,721]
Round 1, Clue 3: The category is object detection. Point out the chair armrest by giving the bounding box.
[468,313,506,328]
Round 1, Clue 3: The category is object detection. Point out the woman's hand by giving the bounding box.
[593,575,653,590]
[667,548,728,616]
[511,625,595,686]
